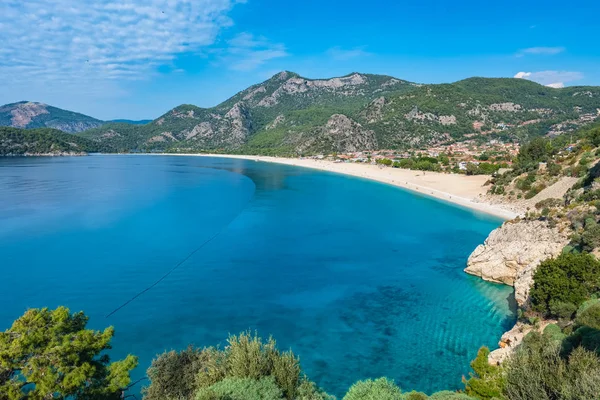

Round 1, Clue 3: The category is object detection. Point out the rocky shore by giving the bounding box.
[465,219,570,363]
[465,220,569,305]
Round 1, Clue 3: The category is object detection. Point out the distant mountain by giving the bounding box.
[0,102,104,133]
[0,102,154,134]
[79,71,416,153]
[78,71,600,155]
[0,126,111,156]
[109,119,152,125]
[363,77,600,148]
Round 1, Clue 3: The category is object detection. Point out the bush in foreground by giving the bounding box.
[504,332,600,400]
[0,307,137,399]
[144,331,330,400]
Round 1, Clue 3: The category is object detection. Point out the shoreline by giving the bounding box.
[163,153,519,220]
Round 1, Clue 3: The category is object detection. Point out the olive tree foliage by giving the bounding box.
[144,331,330,400]
[342,378,402,400]
[504,332,600,400]
[0,307,138,400]
[195,377,283,400]
[342,378,474,400]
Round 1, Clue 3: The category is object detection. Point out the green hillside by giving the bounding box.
[0,126,111,155]
[366,77,600,148]
[77,72,600,155]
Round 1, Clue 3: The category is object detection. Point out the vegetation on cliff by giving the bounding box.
[76,73,600,155]
[0,126,112,155]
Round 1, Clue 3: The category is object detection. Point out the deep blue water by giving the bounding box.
[0,155,515,397]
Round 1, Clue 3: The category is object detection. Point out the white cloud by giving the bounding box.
[514,72,532,79]
[326,46,372,61]
[514,70,584,88]
[217,33,288,71]
[517,47,565,56]
[0,0,245,95]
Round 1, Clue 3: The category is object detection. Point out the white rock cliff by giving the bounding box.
[465,220,569,305]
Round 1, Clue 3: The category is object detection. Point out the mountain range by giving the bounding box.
[0,102,151,133]
[3,71,600,155]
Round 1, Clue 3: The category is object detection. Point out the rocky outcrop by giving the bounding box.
[438,115,457,125]
[321,114,377,152]
[243,86,267,101]
[404,106,456,126]
[257,73,370,107]
[186,122,213,140]
[10,102,49,127]
[266,115,285,130]
[0,101,103,133]
[180,103,252,149]
[363,97,386,123]
[465,220,569,305]
[291,115,378,154]
[488,320,556,365]
[224,102,252,146]
[488,103,522,112]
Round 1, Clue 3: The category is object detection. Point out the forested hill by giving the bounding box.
[78,72,600,155]
[0,126,110,155]
[0,102,152,133]
[0,102,104,133]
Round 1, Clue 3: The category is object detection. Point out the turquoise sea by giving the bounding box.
[0,155,515,397]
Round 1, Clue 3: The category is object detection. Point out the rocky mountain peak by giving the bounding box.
[9,102,50,128]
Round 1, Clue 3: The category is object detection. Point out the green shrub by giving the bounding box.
[548,300,578,320]
[402,391,428,400]
[504,333,600,400]
[516,174,536,191]
[145,332,326,400]
[576,301,600,330]
[580,223,600,252]
[145,346,208,400]
[490,185,505,195]
[564,326,600,354]
[577,298,600,315]
[530,253,600,315]
[463,347,504,399]
[428,392,474,400]
[547,162,562,176]
[580,152,594,166]
[377,158,393,166]
[517,137,553,167]
[225,332,301,398]
[196,377,283,400]
[343,378,402,400]
[542,324,567,342]
[525,184,546,199]
[535,198,562,209]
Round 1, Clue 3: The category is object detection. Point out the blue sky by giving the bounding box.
[1,0,599,120]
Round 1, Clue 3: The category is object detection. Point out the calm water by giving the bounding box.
[0,155,515,397]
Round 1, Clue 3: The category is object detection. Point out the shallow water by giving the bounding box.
[0,155,515,397]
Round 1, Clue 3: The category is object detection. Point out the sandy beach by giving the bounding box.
[170,154,519,220]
